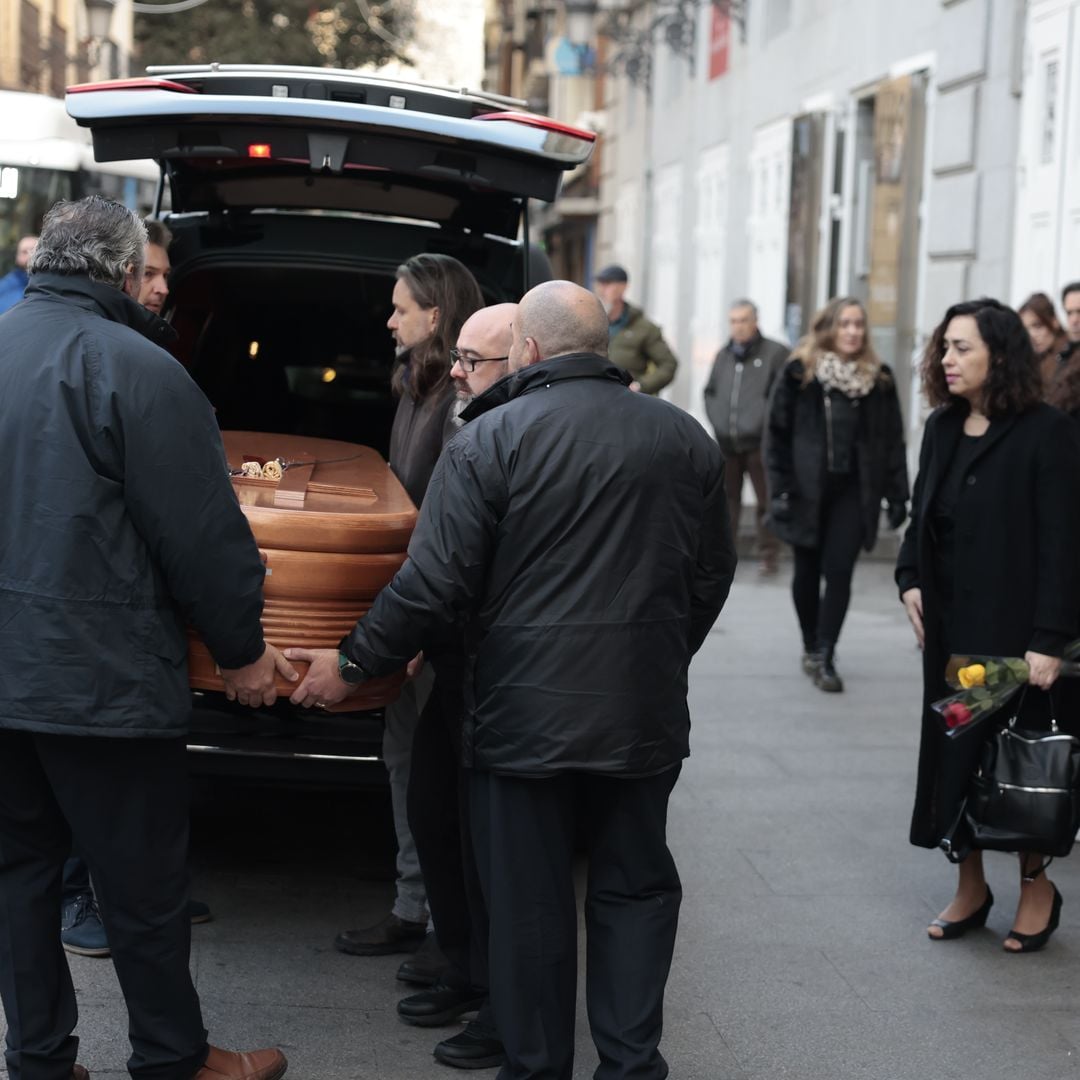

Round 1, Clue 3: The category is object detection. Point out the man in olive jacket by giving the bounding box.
[0,197,292,1080]
[704,298,790,574]
[593,264,678,394]
[288,281,736,1080]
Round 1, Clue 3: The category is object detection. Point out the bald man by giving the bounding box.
[396,303,517,1070]
[445,302,517,431]
[288,281,736,1080]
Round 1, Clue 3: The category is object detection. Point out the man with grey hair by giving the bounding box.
[287,279,736,1080]
[0,196,292,1080]
[704,298,789,575]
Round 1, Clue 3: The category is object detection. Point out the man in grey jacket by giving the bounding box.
[704,299,789,574]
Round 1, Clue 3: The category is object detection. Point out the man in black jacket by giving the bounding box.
[704,299,789,575]
[287,281,736,1080]
[0,197,293,1080]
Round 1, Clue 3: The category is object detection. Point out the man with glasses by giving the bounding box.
[397,304,516,1069]
[286,281,734,1080]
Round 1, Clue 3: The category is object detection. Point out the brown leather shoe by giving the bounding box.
[72,1067,90,1080]
[194,1045,287,1080]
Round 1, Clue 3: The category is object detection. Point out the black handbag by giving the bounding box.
[960,705,1080,861]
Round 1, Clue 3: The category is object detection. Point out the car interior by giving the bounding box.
[163,213,533,458]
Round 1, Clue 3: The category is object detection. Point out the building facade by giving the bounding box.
[1011,0,1080,306]
[483,0,603,285]
[0,0,132,94]
[595,0,1027,436]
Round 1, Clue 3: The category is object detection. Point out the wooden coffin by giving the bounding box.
[188,432,417,711]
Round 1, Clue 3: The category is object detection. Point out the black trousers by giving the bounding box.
[791,472,863,651]
[0,732,208,1080]
[407,672,489,999]
[470,766,682,1080]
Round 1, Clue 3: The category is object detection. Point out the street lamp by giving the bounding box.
[84,0,116,73]
[564,0,597,46]
[85,0,116,42]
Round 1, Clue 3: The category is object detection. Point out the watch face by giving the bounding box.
[338,654,366,685]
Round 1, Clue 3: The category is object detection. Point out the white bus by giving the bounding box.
[0,88,159,268]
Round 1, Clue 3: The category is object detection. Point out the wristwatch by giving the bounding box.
[338,652,369,686]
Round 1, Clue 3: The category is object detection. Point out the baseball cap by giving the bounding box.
[594,264,629,284]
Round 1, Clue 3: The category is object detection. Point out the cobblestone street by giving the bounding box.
[7,561,1080,1080]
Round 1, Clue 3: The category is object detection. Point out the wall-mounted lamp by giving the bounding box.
[84,0,116,69]
[604,0,748,91]
[85,0,116,42]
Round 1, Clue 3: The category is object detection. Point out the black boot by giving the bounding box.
[813,646,843,692]
[801,648,822,676]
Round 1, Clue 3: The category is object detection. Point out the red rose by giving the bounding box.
[943,703,973,729]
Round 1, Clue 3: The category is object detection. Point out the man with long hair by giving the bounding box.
[335,254,484,987]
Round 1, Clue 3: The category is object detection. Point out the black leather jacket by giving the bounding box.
[342,353,736,776]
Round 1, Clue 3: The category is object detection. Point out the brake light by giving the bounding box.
[248,144,272,159]
[67,77,198,94]
[474,112,597,142]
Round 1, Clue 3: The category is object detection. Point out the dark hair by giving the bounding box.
[1048,354,1080,414]
[921,298,1041,418]
[391,253,484,401]
[1018,291,1065,339]
[1062,281,1080,305]
[144,219,173,249]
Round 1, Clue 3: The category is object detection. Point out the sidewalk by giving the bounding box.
[665,560,1080,1080]
[4,561,1080,1080]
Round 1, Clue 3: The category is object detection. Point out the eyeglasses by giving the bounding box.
[449,347,509,373]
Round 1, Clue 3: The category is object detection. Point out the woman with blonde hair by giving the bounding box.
[766,297,909,691]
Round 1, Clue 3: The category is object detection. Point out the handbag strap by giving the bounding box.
[1008,685,1060,733]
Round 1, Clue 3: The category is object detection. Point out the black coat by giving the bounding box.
[388,364,456,509]
[895,403,1080,848]
[341,353,737,777]
[0,274,266,738]
[765,359,909,550]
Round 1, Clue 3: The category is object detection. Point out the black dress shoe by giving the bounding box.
[1005,884,1063,953]
[928,887,994,941]
[434,1021,506,1070]
[397,931,447,986]
[398,983,486,1027]
[335,912,427,956]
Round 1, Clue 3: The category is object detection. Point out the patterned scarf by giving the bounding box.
[815,351,879,398]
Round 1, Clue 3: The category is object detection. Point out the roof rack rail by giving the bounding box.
[143,64,528,111]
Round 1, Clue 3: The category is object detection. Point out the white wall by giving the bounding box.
[596,0,1025,422]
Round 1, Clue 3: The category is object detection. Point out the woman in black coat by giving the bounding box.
[896,297,1080,952]
[766,296,909,692]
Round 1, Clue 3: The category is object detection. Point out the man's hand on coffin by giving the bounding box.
[284,647,352,709]
[220,644,299,708]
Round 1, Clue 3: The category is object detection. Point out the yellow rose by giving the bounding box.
[958,664,987,689]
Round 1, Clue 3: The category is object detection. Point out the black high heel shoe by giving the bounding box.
[1004,884,1062,954]
[927,888,994,941]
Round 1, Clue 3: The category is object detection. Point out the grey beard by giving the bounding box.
[447,396,469,430]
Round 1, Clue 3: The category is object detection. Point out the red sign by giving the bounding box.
[709,7,730,80]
